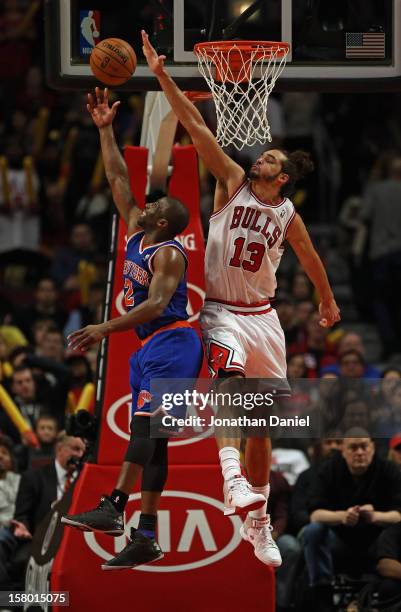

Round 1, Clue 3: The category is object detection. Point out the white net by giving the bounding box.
[194,41,289,151]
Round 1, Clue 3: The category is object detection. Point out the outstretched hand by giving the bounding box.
[141,30,166,77]
[87,87,120,129]
[67,323,108,352]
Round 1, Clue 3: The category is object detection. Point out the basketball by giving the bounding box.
[90,38,136,86]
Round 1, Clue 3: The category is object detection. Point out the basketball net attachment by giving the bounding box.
[193,40,289,150]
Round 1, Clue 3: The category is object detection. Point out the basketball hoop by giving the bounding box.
[193,40,289,150]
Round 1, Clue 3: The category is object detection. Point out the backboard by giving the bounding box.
[45,0,401,91]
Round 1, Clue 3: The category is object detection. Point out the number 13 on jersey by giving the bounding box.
[229,237,265,272]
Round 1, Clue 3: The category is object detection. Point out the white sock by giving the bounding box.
[249,483,270,519]
[219,447,241,481]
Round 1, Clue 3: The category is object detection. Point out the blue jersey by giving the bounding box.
[123,231,189,340]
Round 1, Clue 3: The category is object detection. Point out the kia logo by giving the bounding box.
[84,491,242,572]
[115,283,205,322]
[107,394,213,446]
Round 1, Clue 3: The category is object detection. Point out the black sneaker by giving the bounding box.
[61,495,124,536]
[101,528,164,570]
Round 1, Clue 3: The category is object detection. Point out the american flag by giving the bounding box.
[346,32,385,58]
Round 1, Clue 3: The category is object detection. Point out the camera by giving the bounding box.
[66,410,98,441]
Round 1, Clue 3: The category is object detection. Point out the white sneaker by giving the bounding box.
[240,514,282,567]
[223,475,266,516]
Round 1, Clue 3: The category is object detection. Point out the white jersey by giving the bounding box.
[205,180,295,307]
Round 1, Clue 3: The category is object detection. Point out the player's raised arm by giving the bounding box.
[67,247,185,351]
[87,87,140,234]
[141,30,244,195]
[286,213,341,328]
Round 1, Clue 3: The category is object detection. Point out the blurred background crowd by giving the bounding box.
[0,1,401,611]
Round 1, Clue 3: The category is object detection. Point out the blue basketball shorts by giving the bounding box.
[129,326,203,419]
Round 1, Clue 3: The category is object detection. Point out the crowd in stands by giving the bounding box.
[0,2,401,610]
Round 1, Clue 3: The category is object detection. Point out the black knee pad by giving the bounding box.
[141,438,168,492]
[124,416,156,466]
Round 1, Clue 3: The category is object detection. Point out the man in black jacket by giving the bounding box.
[303,428,401,611]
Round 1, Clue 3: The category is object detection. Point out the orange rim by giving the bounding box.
[184,90,213,103]
[194,40,290,61]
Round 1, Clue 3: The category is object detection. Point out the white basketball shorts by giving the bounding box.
[199,299,287,379]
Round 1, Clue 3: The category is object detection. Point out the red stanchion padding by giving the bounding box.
[51,463,275,612]
[123,145,148,206]
[97,145,211,466]
[168,145,206,339]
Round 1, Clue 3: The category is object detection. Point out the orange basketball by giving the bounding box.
[90,38,136,86]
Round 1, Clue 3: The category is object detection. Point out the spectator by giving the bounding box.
[320,332,380,379]
[0,139,40,253]
[374,381,401,439]
[36,325,65,363]
[14,277,68,344]
[360,154,401,358]
[35,414,59,448]
[338,349,365,379]
[0,432,85,589]
[0,435,20,531]
[16,414,59,471]
[51,223,96,290]
[8,365,41,435]
[373,368,401,424]
[303,431,401,611]
[287,353,308,379]
[376,523,401,607]
[5,360,69,439]
[341,398,372,434]
[332,332,381,379]
[31,317,56,350]
[388,434,401,469]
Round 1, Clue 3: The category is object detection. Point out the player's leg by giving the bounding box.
[200,303,266,515]
[101,427,167,570]
[240,437,282,567]
[239,310,288,567]
[61,353,151,537]
[214,372,267,516]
